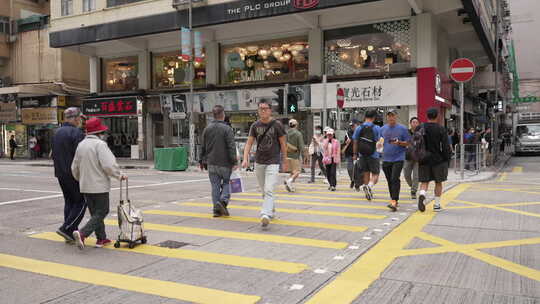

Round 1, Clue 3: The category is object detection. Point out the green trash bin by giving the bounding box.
[154,147,188,171]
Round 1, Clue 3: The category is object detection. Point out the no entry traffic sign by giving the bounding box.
[450,58,476,82]
[337,86,345,109]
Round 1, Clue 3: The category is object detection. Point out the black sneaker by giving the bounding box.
[213,211,222,217]
[56,228,74,243]
[350,181,354,189]
[367,186,374,200]
[355,186,360,192]
[387,204,397,212]
[418,194,426,212]
[219,200,230,216]
[411,192,417,200]
[215,201,229,217]
[307,180,315,184]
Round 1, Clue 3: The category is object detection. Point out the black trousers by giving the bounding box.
[325,163,337,187]
[57,176,87,234]
[382,161,404,201]
[10,148,15,160]
[81,193,109,240]
[310,153,326,181]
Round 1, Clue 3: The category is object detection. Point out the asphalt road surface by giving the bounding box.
[0,157,538,304]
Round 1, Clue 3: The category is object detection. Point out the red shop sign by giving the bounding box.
[83,97,138,116]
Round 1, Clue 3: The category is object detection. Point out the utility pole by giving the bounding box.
[493,0,500,162]
[188,0,195,165]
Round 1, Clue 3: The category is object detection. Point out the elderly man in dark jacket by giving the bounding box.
[200,105,237,217]
[52,107,86,243]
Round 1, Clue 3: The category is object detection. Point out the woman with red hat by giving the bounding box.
[71,117,127,250]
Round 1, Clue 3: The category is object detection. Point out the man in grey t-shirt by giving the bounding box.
[242,99,287,228]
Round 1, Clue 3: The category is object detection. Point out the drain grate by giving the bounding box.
[156,240,190,249]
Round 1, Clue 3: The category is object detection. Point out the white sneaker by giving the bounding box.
[261,215,270,227]
[284,180,293,192]
[323,179,329,184]
[433,204,442,212]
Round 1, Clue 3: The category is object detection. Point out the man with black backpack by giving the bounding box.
[416,108,451,212]
[242,99,288,228]
[353,110,382,201]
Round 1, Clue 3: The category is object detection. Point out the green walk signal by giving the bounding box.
[289,104,297,113]
[286,93,298,114]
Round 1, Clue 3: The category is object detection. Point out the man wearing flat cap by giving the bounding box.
[52,107,87,243]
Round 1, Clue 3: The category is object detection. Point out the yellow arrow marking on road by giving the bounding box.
[104,220,347,249]
[0,253,260,304]
[145,209,367,232]
[30,232,307,274]
[217,200,386,219]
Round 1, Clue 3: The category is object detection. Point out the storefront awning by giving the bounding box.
[0,84,60,97]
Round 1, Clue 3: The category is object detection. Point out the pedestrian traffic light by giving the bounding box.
[287,93,299,114]
[273,89,284,114]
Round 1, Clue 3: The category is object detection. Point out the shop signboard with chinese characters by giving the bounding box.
[82,97,138,117]
[191,85,311,113]
[311,77,417,109]
[21,107,58,125]
[0,102,17,122]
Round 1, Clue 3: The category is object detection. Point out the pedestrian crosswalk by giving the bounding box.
[3,179,414,303]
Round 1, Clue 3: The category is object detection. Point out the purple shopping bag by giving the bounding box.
[229,171,244,193]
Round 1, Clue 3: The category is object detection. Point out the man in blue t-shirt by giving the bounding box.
[353,110,382,201]
[380,109,411,211]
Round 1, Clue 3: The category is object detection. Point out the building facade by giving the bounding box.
[48,0,509,160]
[0,0,90,158]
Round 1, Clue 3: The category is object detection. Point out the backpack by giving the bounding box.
[357,125,376,157]
[409,126,430,163]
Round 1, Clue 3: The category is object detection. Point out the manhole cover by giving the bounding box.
[156,240,190,249]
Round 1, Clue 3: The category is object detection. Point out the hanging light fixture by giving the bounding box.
[336,39,352,48]
[258,49,270,59]
[273,50,283,59]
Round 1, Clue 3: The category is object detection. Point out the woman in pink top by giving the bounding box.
[322,128,341,191]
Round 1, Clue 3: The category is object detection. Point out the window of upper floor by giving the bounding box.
[61,0,74,16]
[0,17,9,35]
[83,0,97,12]
[106,0,147,8]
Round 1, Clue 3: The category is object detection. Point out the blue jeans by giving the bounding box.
[208,165,232,212]
[255,163,280,218]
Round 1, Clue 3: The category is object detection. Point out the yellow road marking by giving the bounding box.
[30,232,307,274]
[400,236,540,256]
[145,209,367,232]
[498,172,508,182]
[453,199,540,218]
[415,232,540,282]
[276,189,411,197]
[468,188,540,195]
[447,201,540,210]
[237,192,414,204]
[182,202,386,220]
[513,166,523,173]
[231,198,388,210]
[104,220,347,249]
[0,253,260,304]
[305,184,470,304]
